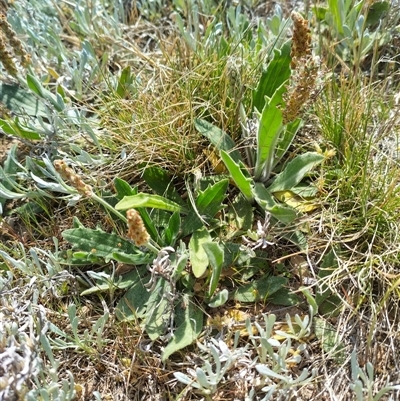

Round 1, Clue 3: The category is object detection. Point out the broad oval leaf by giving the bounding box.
[194,119,242,163]
[115,193,181,212]
[189,227,212,278]
[268,152,325,193]
[161,294,204,361]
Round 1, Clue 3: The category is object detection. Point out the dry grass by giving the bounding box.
[2,1,400,401]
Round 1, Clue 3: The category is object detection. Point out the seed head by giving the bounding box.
[0,12,31,76]
[126,209,150,246]
[282,12,319,124]
[53,159,93,197]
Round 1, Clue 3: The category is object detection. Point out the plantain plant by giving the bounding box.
[196,12,325,247]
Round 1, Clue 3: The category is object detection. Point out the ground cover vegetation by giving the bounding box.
[0,0,400,399]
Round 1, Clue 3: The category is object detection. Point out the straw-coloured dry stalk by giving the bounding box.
[126,209,150,246]
[0,12,30,77]
[53,159,93,197]
[283,11,319,124]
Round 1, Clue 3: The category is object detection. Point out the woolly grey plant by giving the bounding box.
[0,281,76,401]
[242,211,275,250]
[174,310,317,399]
[350,349,400,401]
[174,331,250,396]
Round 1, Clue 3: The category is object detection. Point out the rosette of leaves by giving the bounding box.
[195,41,324,247]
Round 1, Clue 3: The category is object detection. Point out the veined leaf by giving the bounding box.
[162,294,203,361]
[253,183,297,223]
[115,272,151,321]
[253,84,285,182]
[189,227,212,278]
[81,269,142,296]
[143,166,186,207]
[0,82,47,117]
[234,276,287,302]
[145,278,172,340]
[220,150,254,202]
[164,210,181,247]
[195,119,242,163]
[196,178,229,217]
[268,152,325,193]
[252,42,291,112]
[182,178,229,237]
[203,241,224,298]
[274,118,303,167]
[62,227,150,263]
[0,118,41,140]
[114,177,137,199]
[115,193,181,212]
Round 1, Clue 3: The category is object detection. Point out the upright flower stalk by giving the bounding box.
[0,12,30,77]
[53,159,159,253]
[283,11,319,124]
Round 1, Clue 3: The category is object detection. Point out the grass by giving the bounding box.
[1,0,400,400]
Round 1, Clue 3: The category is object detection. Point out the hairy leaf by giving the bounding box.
[189,227,212,278]
[62,227,150,263]
[268,152,325,193]
[195,119,242,163]
[162,294,203,361]
[115,193,182,212]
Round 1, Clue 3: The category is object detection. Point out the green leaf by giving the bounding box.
[0,118,41,140]
[221,150,254,202]
[366,1,389,27]
[111,251,153,265]
[164,211,181,247]
[137,207,159,243]
[234,276,287,302]
[114,177,136,199]
[145,278,172,340]
[203,242,224,297]
[0,144,19,212]
[228,193,253,233]
[268,287,299,306]
[27,74,64,112]
[253,85,285,182]
[252,42,291,112]
[115,272,151,321]
[62,227,150,263]
[143,166,186,207]
[0,82,47,117]
[116,66,134,98]
[196,178,229,217]
[208,289,229,307]
[316,249,342,316]
[195,119,242,163]
[182,178,229,237]
[115,193,182,212]
[253,183,297,223]
[274,118,303,167]
[161,294,203,361]
[327,0,345,35]
[314,317,346,364]
[268,152,325,193]
[189,227,212,278]
[80,269,142,296]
